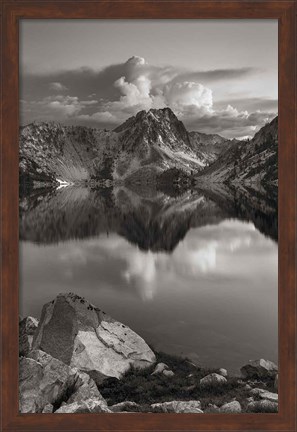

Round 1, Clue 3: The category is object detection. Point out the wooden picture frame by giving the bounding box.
[1,1,296,431]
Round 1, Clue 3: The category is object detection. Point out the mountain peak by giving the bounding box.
[114,107,178,133]
[113,107,192,155]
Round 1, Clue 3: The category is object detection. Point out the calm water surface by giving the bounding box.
[19,186,278,374]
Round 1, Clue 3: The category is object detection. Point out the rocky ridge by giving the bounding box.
[198,117,278,185]
[20,108,264,188]
[20,108,209,187]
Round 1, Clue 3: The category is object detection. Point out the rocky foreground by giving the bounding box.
[19,293,278,414]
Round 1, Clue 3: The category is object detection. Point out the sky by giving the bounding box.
[20,20,278,139]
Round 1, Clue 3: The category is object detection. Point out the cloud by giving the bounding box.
[77,110,118,124]
[49,81,68,92]
[171,67,260,84]
[184,106,276,138]
[22,95,99,122]
[215,97,278,113]
[21,56,277,138]
[164,82,213,113]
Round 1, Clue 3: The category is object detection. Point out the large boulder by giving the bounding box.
[240,359,278,379]
[55,399,111,413]
[220,401,241,413]
[32,293,156,384]
[19,316,39,356]
[200,373,227,388]
[19,349,106,413]
[151,400,203,413]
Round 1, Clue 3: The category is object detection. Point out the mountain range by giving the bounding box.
[19,107,278,188]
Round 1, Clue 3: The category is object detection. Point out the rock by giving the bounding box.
[152,362,172,376]
[163,370,175,377]
[249,387,266,396]
[259,391,278,403]
[19,349,106,413]
[19,316,39,356]
[247,400,278,413]
[110,401,140,412]
[200,373,227,388]
[244,384,252,390]
[151,400,203,413]
[204,403,220,413]
[246,397,254,403]
[42,404,53,413]
[32,293,156,384]
[240,359,278,379]
[55,399,111,413]
[274,373,278,390]
[67,370,104,404]
[218,368,228,377]
[220,401,241,413]
[247,379,266,387]
[151,362,174,377]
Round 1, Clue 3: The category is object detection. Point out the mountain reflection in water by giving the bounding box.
[19,184,278,374]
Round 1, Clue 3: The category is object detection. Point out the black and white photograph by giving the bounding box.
[19,20,278,414]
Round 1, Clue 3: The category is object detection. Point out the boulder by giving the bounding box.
[249,387,266,396]
[110,401,140,412]
[163,370,175,377]
[19,316,39,356]
[259,391,278,403]
[240,359,278,379]
[32,293,156,384]
[67,370,104,404]
[151,400,203,413]
[55,399,111,413]
[220,401,241,413]
[218,368,228,377]
[204,403,220,413]
[200,373,227,388]
[246,397,254,403]
[19,349,106,413]
[152,362,170,375]
[247,400,278,413]
[42,404,54,413]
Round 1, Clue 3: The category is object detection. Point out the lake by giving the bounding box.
[19,185,278,374]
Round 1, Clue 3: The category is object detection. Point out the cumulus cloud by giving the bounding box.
[21,56,277,138]
[164,81,213,113]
